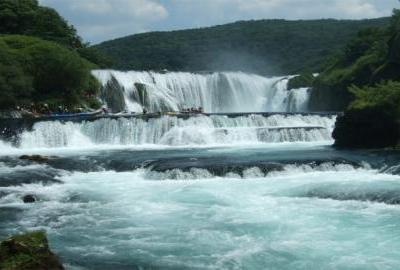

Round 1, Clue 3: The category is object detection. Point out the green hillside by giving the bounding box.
[95,18,389,75]
[0,0,105,110]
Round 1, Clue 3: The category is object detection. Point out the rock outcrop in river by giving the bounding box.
[0,231,64,270]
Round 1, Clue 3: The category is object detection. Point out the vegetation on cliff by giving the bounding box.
[310,10,400,111]
[0,231,64,270]
[326,10,400,148]
[95,18,389,75]
[0,0,108,111]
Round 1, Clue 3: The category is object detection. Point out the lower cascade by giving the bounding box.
[16,114,335,148]
[92,70,311,113]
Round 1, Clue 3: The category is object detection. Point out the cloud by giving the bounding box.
[39,0,168,43]
[334,0,383,18]
[68,0,168,19]
[39,0,398,43]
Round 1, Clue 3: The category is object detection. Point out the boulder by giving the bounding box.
[22,195,36,203]
[333,107,399,148]
[0,231,64,270]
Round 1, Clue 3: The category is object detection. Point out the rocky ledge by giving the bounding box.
[333,107,399,149]
[0,231,64,270]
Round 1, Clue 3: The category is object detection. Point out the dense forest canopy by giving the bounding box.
[0,0,82,48]
[95,18,389,75]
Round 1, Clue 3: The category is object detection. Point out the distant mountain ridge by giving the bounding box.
[95,17,390,75]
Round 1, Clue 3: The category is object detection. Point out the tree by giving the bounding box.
[0,0,82,49]
[0,35,99,110]
[0,39,33,109]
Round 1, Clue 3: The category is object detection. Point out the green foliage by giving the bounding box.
[350,81,400,116]
[0,40,33,108]
[0,0,108,110]
[95,18,389,75]
[77,47,113,68]
[0,0,82,49]
[310,9,400,111]
[0,35,100,110]
[0,0,109,67]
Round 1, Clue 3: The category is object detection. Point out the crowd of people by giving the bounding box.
[15,104,88,117]
[180,107,204,113]
[140,107,204,115]
[13,104,206,117]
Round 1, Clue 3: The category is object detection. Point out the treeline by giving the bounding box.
[95,18,389,75]
[306,10,400,148]
[0,0,109,110]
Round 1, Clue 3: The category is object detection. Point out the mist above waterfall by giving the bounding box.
[92,70,310,113]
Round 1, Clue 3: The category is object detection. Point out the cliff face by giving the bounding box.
[0,231,64,270]
[333,108,399,149]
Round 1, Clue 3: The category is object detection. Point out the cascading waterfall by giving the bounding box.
[17,114,335,148]
[92,70,311,113]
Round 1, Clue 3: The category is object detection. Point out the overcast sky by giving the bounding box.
[38,0,400,44]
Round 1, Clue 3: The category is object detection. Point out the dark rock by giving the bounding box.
[22,195,36,203]
[101,75,126,113]
[134,82,149,108]
[333,107,399,149]
[309,82,354,111]
[19,155,50,163]
[0,231,64,270]
[287,73,314,90]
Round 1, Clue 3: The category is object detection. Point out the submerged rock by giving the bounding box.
[22,195,36,203]
[19,155,50,163]
[0,231,64,270]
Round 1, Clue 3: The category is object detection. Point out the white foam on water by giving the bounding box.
[15,114,335,149]
[2,166,400,269]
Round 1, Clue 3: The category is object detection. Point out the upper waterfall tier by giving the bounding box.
[92,70,310,113]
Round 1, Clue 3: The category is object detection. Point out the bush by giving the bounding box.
[0,35,99,110]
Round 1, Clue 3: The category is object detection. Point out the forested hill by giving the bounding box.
[95,18,389,75]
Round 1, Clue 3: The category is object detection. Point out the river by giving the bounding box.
[0,71,399,269]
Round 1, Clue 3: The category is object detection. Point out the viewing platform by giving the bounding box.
[26,111,340,123]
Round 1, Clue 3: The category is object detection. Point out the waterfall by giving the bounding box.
[17,114,335,148]
[92,70,311,113]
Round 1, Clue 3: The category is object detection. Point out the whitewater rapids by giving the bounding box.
[14,114,335,149]
[1,145,400,269]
